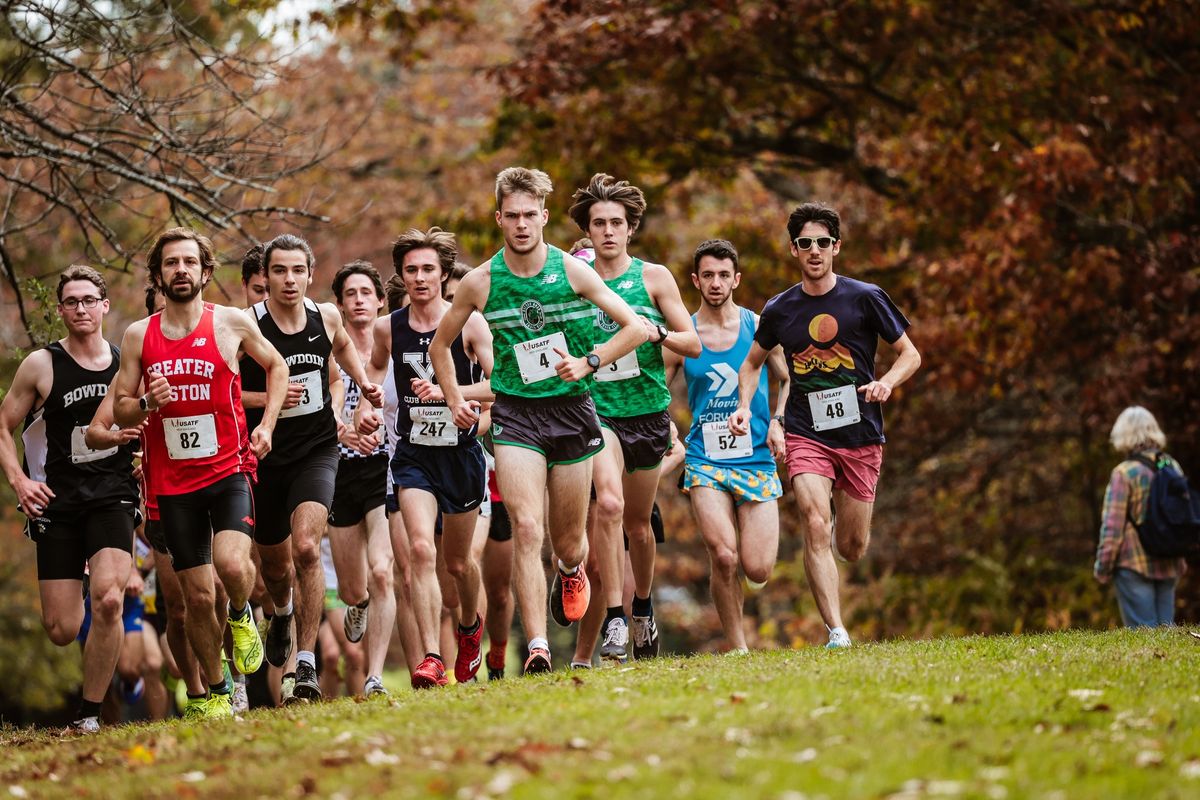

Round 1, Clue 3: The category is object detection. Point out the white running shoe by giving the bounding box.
[343,602,369,644]
[826,626,852,649]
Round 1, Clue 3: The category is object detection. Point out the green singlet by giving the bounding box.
[483,245,595,399]
[590,258,670,417]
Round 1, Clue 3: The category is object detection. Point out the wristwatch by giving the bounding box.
[654,324,669,344]
[139,394,150,412]
[585,353,602,373]
[771,415,784,425]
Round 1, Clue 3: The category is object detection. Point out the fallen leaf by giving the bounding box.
[730,692,747,704]
[124,744,155,765]
[180,771,205,783]
[9,787,28,798]
[1135,750,1164,768]
[320,751,354,767]
[364,749,400,766]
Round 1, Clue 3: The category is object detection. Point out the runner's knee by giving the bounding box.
[802,512,832,549]
[91,586,124,623]
[292,537,320,570]
[595,489,623,523]
[410,536,437,570]
[443,553,472,581]
[709,547,739,580]
[43,615,80,647]
[368,560,393,593]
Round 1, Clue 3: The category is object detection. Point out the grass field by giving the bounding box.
[3,628,1199,799]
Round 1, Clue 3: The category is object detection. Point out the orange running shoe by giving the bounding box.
[523,647,552,675]
[550,567,590,626]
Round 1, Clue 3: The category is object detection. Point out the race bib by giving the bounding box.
[164,414,218,460]
[594,349,641,382]
[70,425,117,465]
[515,331,568,384]
[702,419,752,461]
[280,370,324,419]
[409,406,457,447]
[808,384,861,432]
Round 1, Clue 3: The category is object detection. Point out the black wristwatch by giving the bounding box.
[139,394,150,412]
[771,415,784,425]
[585,353,602,373]
[654,324,669,344]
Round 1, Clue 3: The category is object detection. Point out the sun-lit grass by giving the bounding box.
[4,628,1200,799]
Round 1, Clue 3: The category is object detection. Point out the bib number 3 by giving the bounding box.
[807,384,861,432]
[280,370,324,419]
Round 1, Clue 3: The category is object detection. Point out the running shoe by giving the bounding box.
[69,716,100,734]
[343,602,369,644]
[265,611,293,667]
[228,608,264,674]
[486,650,505,681]
[549,568,590,626]
[411,655,448,689]
[569,661,593,670]
[202,692,233,719]
[231,678,249,713]
[120,676,145,705]
[454,617,484,683]
[600,616,629,663]
[183,696,206,721]
[826,627,852,649]
[280,672,298,706]
[522,647,552,676]
[631,613,660,660]
[364,676,388,698]
[292,661,322,702]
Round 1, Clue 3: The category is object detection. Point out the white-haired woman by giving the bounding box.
[1094,406,1186,627]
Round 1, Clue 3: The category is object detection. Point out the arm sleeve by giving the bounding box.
[1094,467,1129,579]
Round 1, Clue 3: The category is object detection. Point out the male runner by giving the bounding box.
[242,244,268,306]
[567,173,699,663]
[430,167,646,674]
[327,260,396,697]
[0,266,140,732]
[664,239,789,653]
[360,228,492,686]
[111,227,287,717]
[730,203,920,648]
[240,233,381,701]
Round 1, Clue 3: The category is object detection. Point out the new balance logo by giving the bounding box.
[706,363,739,397]
[541,274,559,284]
[192,337,207,347]
[587,438,602,447]
[617,280,634,290]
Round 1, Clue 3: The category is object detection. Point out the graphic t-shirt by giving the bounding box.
[755,276,909,448]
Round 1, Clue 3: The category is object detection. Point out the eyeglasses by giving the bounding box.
[61,296,103,309]
[793,236,838,250]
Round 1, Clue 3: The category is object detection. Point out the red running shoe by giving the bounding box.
[522,647,552,675]
[455,616,484,683]
[550,568,590,626]
[411,655,448,689]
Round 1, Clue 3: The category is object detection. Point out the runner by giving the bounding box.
[663,239,789,653]
[241,243,268,307]
[326,260,395,697]
[730,203,921,648]
[567,173,699,663]
[360,227,492,687]
[0,265,141,732]
[429,167,646,674]
[240,233,382,702]
[111,227,287,717]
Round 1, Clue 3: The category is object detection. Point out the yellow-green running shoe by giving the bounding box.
[228,609,264,674]
[183,696,206,721]
[202,691,233,719]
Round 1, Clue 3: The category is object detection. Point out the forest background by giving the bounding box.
[1,0,1196,718]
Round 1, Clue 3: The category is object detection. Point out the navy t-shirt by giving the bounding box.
[755,275,910,448]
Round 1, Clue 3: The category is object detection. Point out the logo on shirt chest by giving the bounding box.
[520,299,545,332]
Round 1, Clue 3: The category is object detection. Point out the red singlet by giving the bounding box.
[141,303,256,497]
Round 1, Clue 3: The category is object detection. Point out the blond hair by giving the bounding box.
[1110,406,1167,453]
[495,167,553,209]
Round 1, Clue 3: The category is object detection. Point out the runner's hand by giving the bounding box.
[412,378,444,403]
[360,381,383,408]
[355,431,381,456]
[552,347,590,383]
[250,425,273,459]
[857,380,893,403]
[451,400,481,430]
[767,417,786,460]
[15,475,54,519]
[146,369,171,410]
[356,404,381,436]
[282,381,305,410]
[727,408,751,437]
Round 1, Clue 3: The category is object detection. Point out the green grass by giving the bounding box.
[4,628,1200,799]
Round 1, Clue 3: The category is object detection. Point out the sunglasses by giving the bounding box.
[793,236,838,250]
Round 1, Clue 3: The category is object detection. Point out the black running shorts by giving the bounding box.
[30,504,137,581]
[328,453,388,528]
[599,410,671,473]
[158,473,254,571]
[254,444,339,546]
[490,392,604,467]
[390,439,486,515]
[145,518,169,555]
[488,500,512,543]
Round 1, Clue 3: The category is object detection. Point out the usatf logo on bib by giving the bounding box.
[520,299,545,332]
[595,308,619,334]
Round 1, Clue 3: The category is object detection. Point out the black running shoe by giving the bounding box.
[631,613,660,660]
[292,660,322,702]
[265,612,293,668]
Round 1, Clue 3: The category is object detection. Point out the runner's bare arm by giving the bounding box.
[228,308,288,434]
[765,345,789,459]
[366,315,391,386]
[860,332,921,403]
[325,303,380,407]
[645,263,701,358]
[84,375,142,450]
[113,320,164,428]
[431,268,488,428]
[0,350,55,516]
[728,341,770,437]
[661,345,683,389]
[560,255,647,380]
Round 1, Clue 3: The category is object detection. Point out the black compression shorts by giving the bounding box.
[254,444,338,546]
[158,473,254,571]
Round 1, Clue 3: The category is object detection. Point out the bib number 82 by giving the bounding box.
[178,431,201,450]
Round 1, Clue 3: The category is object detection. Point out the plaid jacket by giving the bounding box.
[1094,450,1187,581]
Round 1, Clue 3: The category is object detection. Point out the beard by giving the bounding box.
[702,288,732,309]
[163,277,202,302]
